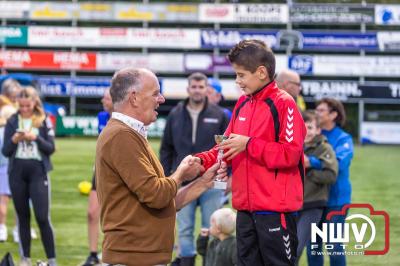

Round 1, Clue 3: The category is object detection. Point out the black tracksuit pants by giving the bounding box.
[237,211,298,266]
[9,159,55,259]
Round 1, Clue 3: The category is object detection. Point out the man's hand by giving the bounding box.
[198,161,228,188]
[219,133,250,161]
[177,155,204,182]
[304,154,310,168]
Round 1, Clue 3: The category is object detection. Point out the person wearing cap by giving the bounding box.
[207,78,232,119]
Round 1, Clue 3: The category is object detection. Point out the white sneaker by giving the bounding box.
[0,224,7,241]
[31,228,38,239]
[13,226,19,243]
[20,257,32,266]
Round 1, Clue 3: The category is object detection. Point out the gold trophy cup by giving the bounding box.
[213,135,228,189]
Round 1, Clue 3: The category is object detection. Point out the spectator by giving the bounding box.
[275,69,306,111]
[0,105,17,242]
[207,78,232,119]
[96,67,227,265]
[197,208,237,266]
[296,110,338,263]
[307,98,354,266]
[0,79,22,107]
[82,88,112,266]
[2,87,56,266]
[160,72,229,266]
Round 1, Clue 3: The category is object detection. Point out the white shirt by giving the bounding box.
[111,112,148,139]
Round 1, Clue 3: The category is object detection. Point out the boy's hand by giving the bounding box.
[304,154,310,168]
[219,133,250,161]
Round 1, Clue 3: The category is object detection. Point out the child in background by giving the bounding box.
[196,208,237,266]
[296,110,338,263]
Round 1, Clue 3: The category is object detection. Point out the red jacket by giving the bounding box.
[196,81,306,212]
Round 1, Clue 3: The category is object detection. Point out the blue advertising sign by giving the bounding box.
[289,55,313,75]
[200,30,278,49]
[302,32,378,50]
[201,29,380,51]
[39,77,110,96]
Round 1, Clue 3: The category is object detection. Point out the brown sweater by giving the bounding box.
[96,119,178,266]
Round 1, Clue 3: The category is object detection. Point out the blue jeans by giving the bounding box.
[177,188,223,257]
[307,206,348,266]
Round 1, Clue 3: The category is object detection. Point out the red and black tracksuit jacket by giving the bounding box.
[196,81,306,213]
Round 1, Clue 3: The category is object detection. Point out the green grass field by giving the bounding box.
[0,138,399,265]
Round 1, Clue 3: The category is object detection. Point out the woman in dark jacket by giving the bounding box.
[2,87,56,266]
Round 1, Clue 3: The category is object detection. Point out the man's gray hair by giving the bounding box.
[110,68,142,107]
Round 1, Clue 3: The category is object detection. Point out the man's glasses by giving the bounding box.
[288,81,301,87]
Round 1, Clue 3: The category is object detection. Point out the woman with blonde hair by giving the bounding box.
[2,87,56,266]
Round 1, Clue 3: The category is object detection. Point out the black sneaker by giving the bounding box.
[82,255,100,266]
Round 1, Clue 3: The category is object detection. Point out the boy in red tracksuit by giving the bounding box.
[195,40,306,266]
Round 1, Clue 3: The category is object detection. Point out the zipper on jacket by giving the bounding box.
[247,97,256,209]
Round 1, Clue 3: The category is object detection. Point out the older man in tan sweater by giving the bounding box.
[96,67,226,266]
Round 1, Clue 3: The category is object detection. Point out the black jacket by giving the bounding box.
[2,113,55,174]
[160,99,229,178]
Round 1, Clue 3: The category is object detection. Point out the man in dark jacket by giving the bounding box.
[296,110,338,263]
[160,72,229,266]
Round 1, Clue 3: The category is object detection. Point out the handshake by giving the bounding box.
[176,155,228,188]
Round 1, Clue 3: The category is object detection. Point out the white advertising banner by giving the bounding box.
[377,31,400,51]
[28,27,201,49]
[114,3,198,22]
[128,28,200,49]
[0,1,30,19]
[199,4,235,23]
[313,55,400,77]
[77,2,114,21]
[361,122,400,144]
[97,53,184,73]
[30,2,75,20]
[199,4,288,23]
[375,5,400,25]
[162,78,241,100]
[28,27,98,47]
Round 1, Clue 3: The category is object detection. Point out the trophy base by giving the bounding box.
[213,180,227,190]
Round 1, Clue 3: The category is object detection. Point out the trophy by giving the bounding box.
[213,135,227,189]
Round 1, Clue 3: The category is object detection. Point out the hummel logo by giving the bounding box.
[287,122,293,129]
[239,116,246,121]
[268,227,281,232]
[283,234,290,242]
[285,136,293,142]
[288,108,294,115]
[286,129,293,136]
[283,234,291,260]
